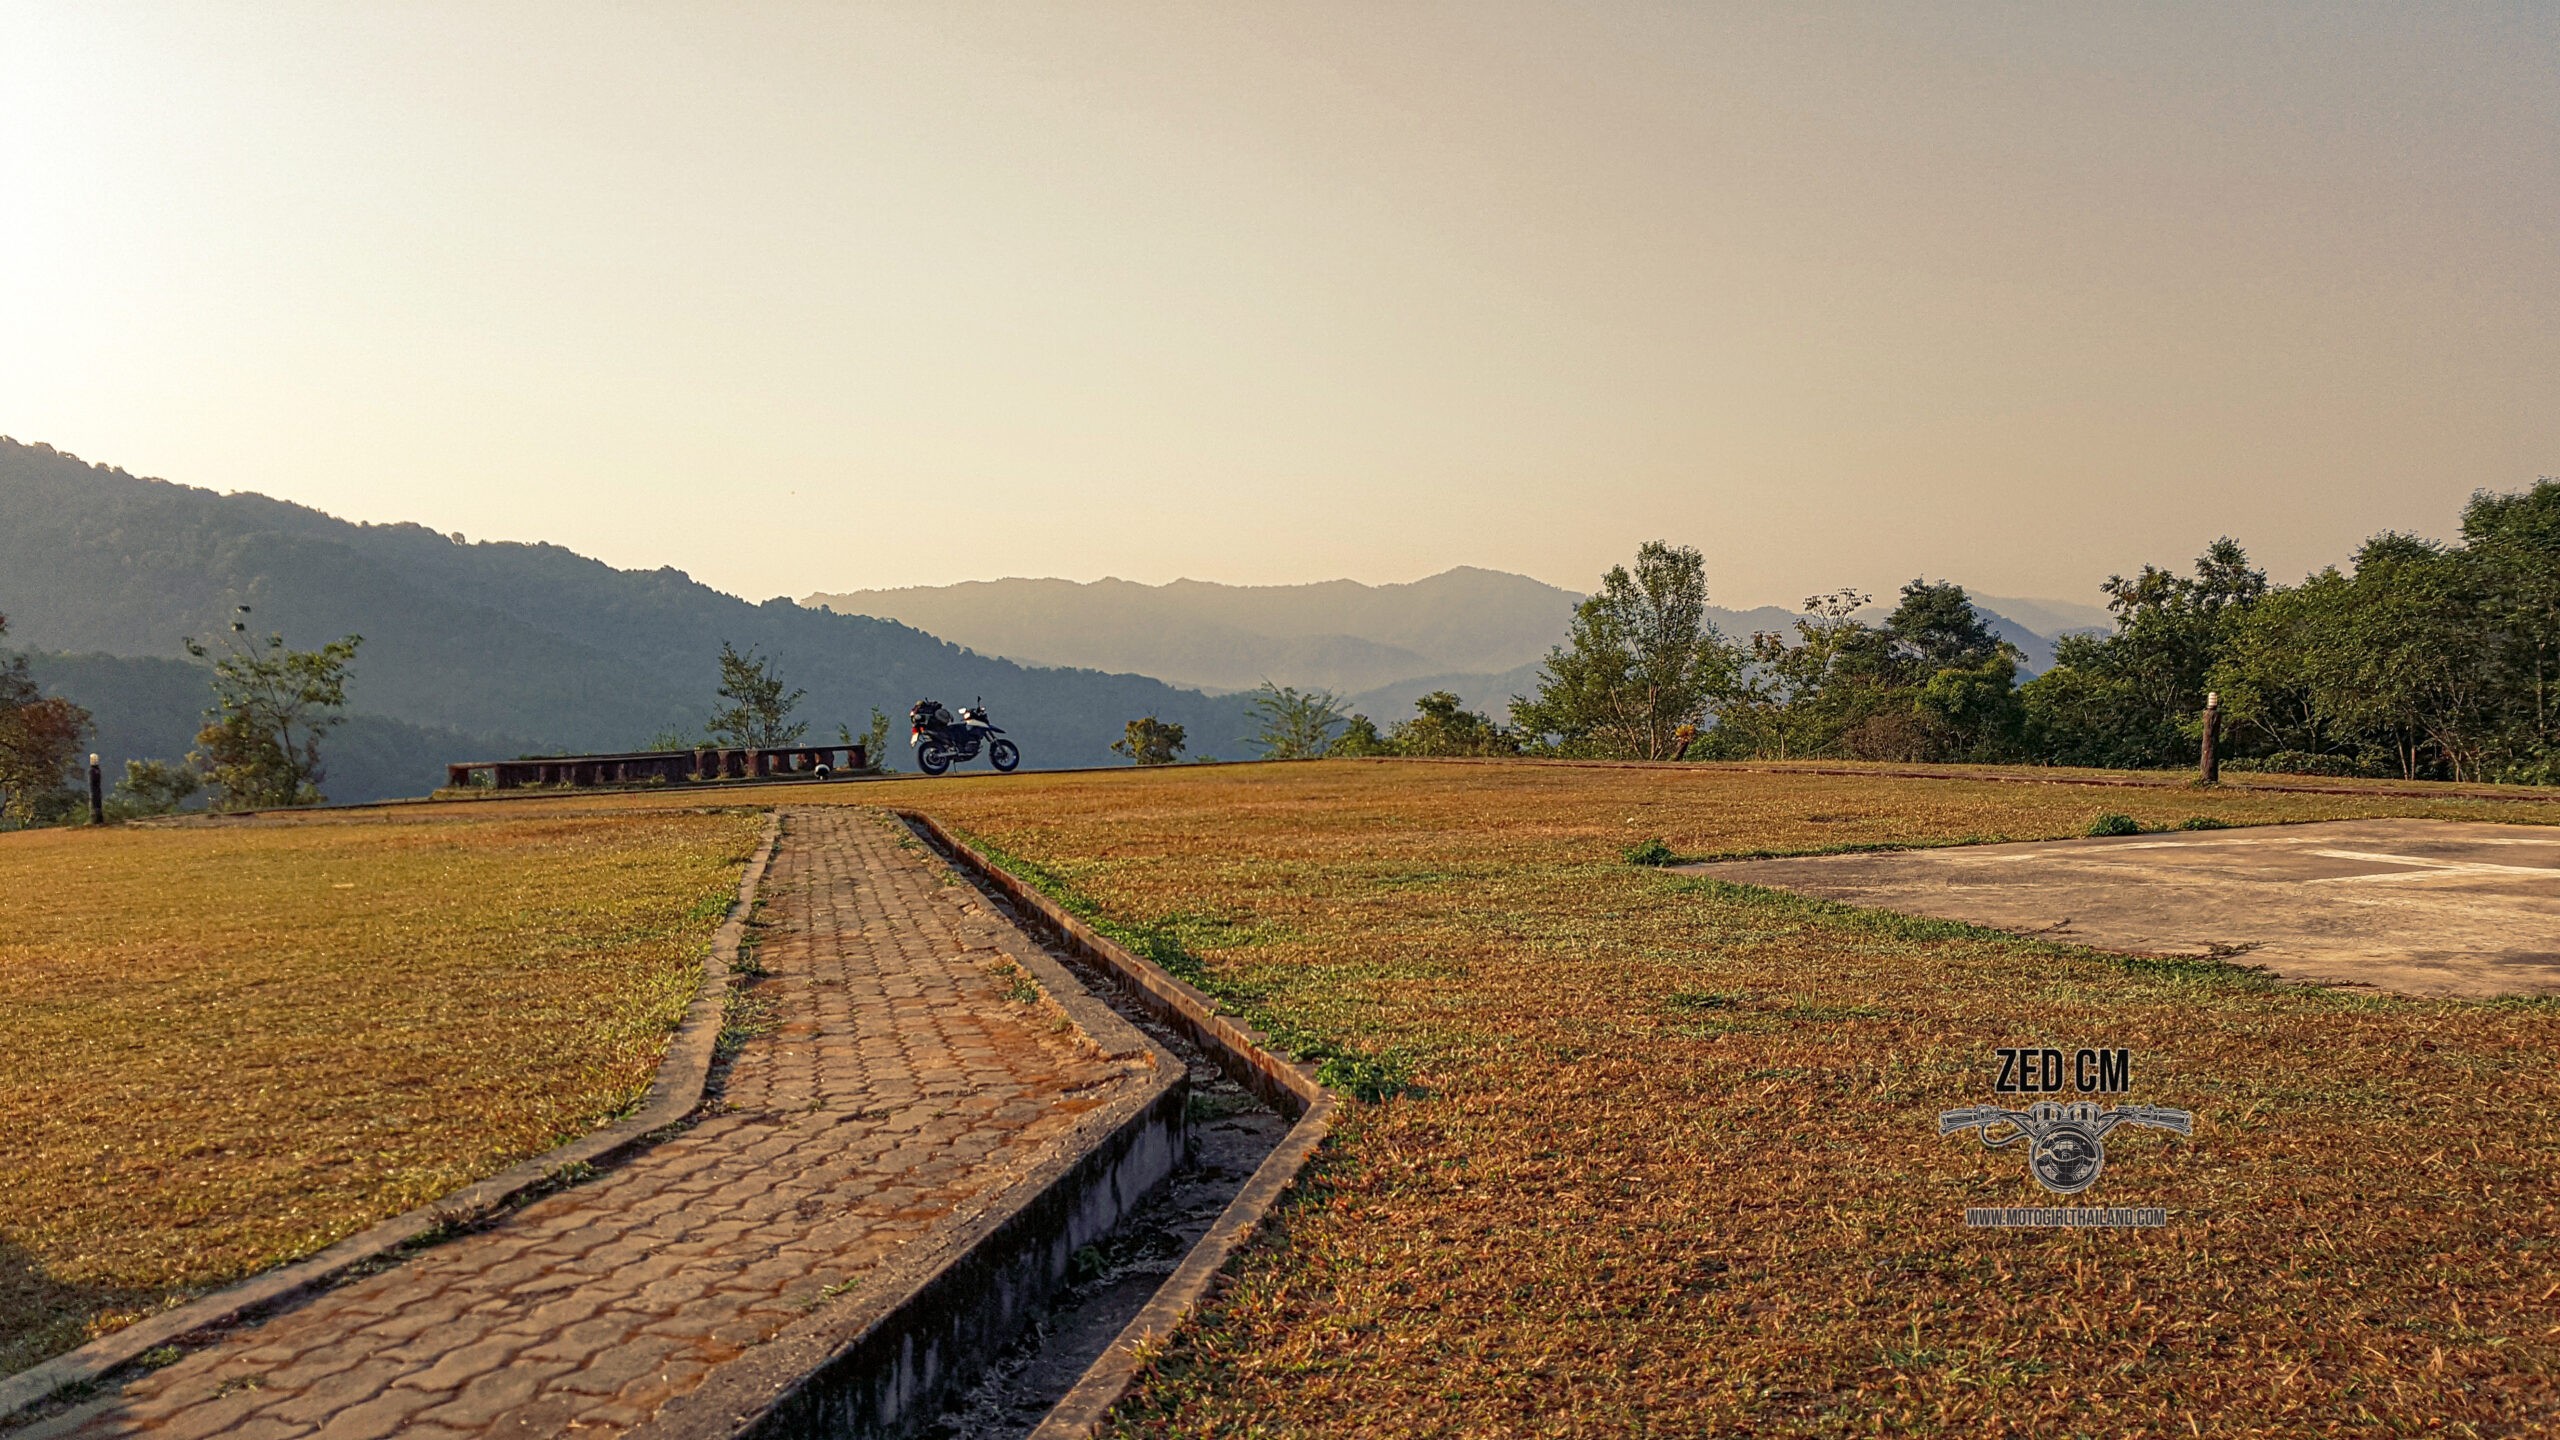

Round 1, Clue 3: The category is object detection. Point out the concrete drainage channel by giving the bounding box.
[925,989,1288,1437]
[895,812,1333,1440]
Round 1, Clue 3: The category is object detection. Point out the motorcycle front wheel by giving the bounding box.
[989,739,1020,773]
[917,741,952,776]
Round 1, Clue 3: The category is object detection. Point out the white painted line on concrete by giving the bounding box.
[2302,849,2560,884]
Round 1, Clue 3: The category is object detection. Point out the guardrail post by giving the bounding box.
[2199,691,2221,784]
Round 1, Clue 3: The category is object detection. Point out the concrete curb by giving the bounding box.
[893,811,1339,1440]
[0,811,786,1426]
[629,813,1189,1440]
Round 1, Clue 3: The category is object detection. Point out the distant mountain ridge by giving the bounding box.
[0,438,1258,798]
[809,572,2087,718]
[805,569,1585,694]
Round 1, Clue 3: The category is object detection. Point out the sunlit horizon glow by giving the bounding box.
[3,4,2553,612]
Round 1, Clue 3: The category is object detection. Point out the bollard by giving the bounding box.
[2199,692,2221,784]
[88,752,104,824]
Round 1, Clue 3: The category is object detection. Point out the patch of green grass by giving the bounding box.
[1660,988,1745,1012]
[1624,837,1677,866]
[2088,811,2144,836]
[716,987,779,1061]
[991,960,1042,1006]
[954,830,1417,1102]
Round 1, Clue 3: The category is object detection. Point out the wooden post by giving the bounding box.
[88,753,103,824]
[2200,691,2221,784]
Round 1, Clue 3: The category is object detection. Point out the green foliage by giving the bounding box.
[1246,681,1347,760]
[0,613,94,827]
[704,641,807,748]
[2087,812,2142,837]
[2023,538,2265,769]
[1912,651,2025,759]
[1513,541,1742,759]
[105,758,200,819]
[1328,713,1392,757]
[838,708,894,773]
[1624,837,1676,867]
[2177,816,2230,830]
[2209,524,2515,781]
[1113,715,1187,766]
[2219,750,2384,778]
[183,610,360,811]
[1715,590,1879,760]
[1701,579,2025,764]
[1885,579,2009,671]
[1390,691,1517,757]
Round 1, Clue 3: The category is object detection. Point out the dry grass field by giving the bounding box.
[817,760,2555,1436]
[0,807,761,1374]
[10,758,2556,1434]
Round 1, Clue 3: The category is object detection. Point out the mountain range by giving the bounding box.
[0,439,1261,799]
[4,436,2106,804]
[806,569,1584,696]
[808,575,2101,719]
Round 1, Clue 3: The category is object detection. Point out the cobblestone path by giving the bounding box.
[52,808,1143,1440]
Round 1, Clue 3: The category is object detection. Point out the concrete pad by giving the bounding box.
[1672,819,2560,998]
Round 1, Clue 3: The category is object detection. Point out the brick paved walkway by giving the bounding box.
[47,809,1144,1440]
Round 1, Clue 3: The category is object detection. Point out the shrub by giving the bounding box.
[2220,750,2381,778]
[2087,812,2142,837]
[2177,815,2231,830]
[1624,837,1677,866]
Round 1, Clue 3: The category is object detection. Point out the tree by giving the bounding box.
[2021,539,2264,768]
[0,612,93,827]
[2330,535,2497,780]
[1328,713,1391,757]
[838,709,895,773]
[186,611,362,810]
[106,758,201,819]
[1512,541,1742,759]
[2460,478,2560,766]
[1114,715,1186,765]
[1912,652,2025,759]
[1876,580,2022,760]
[1883,579,2007,674]
[705,641,807,748]
[1393,691,1517,757]
[1710,590,1873,760]
[2207,537,2505,781]
[1246,681,1347,760]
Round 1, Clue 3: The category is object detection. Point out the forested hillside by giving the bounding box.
[0,439,1256,797]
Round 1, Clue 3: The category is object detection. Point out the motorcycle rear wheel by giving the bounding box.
[917,741,952,776]
[990,739,1020,773]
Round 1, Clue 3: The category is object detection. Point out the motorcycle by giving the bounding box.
[908,698,1021,776]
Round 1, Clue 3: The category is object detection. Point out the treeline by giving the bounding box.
[1244,478,2560,784]
[0,607,364,826]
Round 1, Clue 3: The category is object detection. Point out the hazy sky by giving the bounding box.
[4,4,2553,610]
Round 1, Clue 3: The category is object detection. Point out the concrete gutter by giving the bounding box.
[893,810,1339,1439]
[0,811,785,1427]
[631,813,1189,1440]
